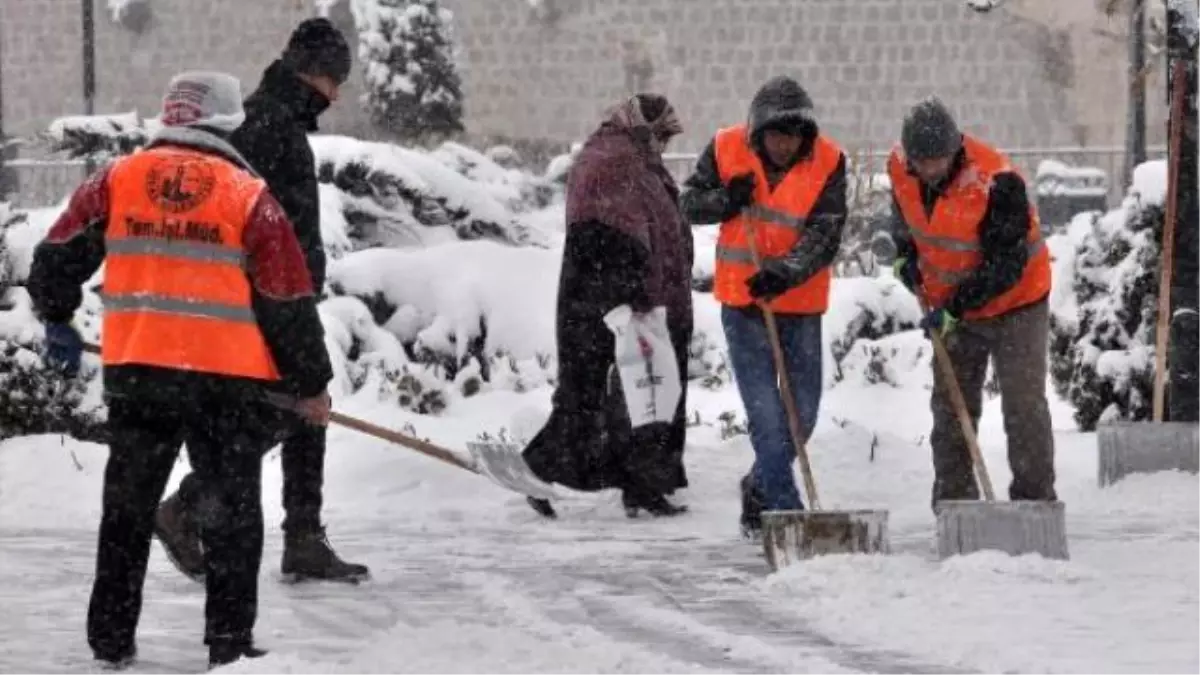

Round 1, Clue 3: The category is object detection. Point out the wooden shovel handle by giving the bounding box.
[745,226,821,510]
[81,342,477,474]
[1153,59,1187,422]
[918,299,996,501]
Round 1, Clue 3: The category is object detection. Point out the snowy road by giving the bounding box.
[0,519,964,674]
[1,380,1196,674]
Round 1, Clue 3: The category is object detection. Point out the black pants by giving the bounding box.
[178,415,325,535]
[87,393,281,656]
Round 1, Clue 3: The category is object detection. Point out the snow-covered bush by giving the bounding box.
[824,276,922,387]
[1049,160,1167,431]
[312,135,550,249]
[352,0,465,142]
[40,112,152,162]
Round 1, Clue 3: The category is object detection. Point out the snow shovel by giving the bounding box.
[79,342,560,500]
[919,301,1069,560]
[743,228,890,573]
[1097,59,1200,487]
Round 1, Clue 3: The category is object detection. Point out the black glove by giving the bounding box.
[722,172,757,219]
[746,258,796,300]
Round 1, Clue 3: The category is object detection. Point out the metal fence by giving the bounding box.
[664,145,1168,207]
[3,158,90,209]
[2,145,1169,210]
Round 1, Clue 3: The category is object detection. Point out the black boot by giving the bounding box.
[526,496,557,519]
[94,646,136,671]
[207,639,267,669]
[621,489,688,519]
[281,526,370,584]
[154,489,205,583]
[740,473,765,540]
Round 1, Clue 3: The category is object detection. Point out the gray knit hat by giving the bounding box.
[159,71,246,133]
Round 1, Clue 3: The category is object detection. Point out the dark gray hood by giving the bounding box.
[746,75,818,144]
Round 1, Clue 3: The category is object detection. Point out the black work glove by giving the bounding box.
[722,172,757,220]
[746,258,796,301]
[892,256,922,294]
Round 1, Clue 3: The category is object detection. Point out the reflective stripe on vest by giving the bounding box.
[101,146,280,381]
[711,124,843,314]
[102,292,257,323]
[106,236,247,266]
[887,135,1052,320]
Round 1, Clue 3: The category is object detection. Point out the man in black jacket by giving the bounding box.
[154,18,369,584]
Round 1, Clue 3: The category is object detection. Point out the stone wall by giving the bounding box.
[0,0,1161,159]
[441,0,1085,153]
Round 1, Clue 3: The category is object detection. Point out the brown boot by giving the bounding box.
[154,490,205,582]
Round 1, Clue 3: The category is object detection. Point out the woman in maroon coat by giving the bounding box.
[522,94,695,519]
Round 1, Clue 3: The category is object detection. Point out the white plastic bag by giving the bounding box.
[602,305,682,429]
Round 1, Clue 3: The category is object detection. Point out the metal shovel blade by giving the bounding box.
[762,509,891,573]
[465,440,562,501]
[935,500,1069,560]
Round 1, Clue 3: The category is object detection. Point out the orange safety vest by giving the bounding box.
[886,135,1051,320]
[101,145,281,381]
[712,124,844,314]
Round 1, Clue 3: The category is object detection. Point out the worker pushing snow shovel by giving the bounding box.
[679,76,889,572]
[881,97,1067,560]
[76,342,558,501]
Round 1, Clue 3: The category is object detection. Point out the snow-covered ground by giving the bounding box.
[0,286,1196,673]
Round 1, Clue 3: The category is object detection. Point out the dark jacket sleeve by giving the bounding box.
[944,172,1034,316]
[242,191,333,399]
[559,221,650,314]
[28,166,112,324]
[679,139,737,225]
[231,117,327,293]
[887,195,919,262]
[772,153,849,286]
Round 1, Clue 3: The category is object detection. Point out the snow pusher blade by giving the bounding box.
[465,439,561,501]
[763,510,890,571]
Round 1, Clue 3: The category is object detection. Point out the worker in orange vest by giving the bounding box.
[681,76,848,538]
[27,71,332,669]
[882,97,1057,509]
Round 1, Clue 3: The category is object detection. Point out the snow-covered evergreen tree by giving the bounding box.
[1049,161,1167,431]
[354,0,465,142]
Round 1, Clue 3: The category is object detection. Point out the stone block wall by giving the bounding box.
[440,0,1083,152]
[0,0,1156,161]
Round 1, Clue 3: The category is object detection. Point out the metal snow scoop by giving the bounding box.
[744,228,890,573]
[79,343,559,500]
[921,306,1069,561]
[1097,59,1200,487]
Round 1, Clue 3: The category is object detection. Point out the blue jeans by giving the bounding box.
[721,306,823,511]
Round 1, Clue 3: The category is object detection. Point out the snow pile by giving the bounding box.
[350,0,465,142]
[1048,160,1168,431]
[824,275,923,389]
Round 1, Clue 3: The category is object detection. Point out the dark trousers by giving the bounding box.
[87,393,281,656]
[178,416,325,535]
[930,299,1057,505]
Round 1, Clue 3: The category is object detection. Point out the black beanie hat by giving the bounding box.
[901,96,963,161]
[282,18,352,85]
